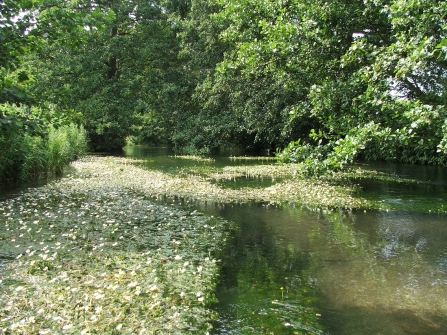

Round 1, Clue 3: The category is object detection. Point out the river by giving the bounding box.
[3,146,447,334]
[122,146,447,334]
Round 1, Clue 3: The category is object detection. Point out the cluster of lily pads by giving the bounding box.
[0,159,230,334]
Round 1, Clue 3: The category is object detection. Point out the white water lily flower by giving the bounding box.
[93,292,105,299]
[128,281,138,288]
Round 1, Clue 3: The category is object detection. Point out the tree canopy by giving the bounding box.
[1,0,446,168]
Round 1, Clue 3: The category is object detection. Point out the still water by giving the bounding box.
[122,146,447,334]
[2,146,447,334]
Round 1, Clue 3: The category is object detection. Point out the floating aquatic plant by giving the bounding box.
[229,156,277,161]
[0,166,230,334]
[169,155,215,163]
[74,157,365,210]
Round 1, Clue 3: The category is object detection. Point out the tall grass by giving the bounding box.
[0,124,88,185]
[47,125,88,174]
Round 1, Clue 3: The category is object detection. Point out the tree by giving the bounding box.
[304,0,447,168]
[30,0,175,151]
[0,0,114,106]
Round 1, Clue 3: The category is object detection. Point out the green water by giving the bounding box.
[122,148,447,334]
[2,146,447,334]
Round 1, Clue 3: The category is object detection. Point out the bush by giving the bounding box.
[0,104,88,185]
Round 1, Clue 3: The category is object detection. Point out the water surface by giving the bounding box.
[122,148,447,334]
[2,147,446,334]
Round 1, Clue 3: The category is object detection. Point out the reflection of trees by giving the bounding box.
[212,204,324,334]
[312,210,447,334]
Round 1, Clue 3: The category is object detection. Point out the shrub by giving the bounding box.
[0,103,88,185]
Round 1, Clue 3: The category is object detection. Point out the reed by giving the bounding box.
[47,124,89,174]
[0,124,88,185]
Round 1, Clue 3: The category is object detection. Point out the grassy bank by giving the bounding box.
[0,124,88,187]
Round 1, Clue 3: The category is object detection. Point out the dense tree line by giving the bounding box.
[2,0,447,175]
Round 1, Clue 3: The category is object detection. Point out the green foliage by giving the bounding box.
[29,0,179,151]
[47,124,89,174]
[275,0,447,172]
[3,0,447,164]
[0,0,115,110]
[0,104,88,185]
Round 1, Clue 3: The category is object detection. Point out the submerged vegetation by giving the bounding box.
[0,158,229,334]
[0,154,445,334]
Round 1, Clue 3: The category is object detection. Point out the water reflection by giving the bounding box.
[4,147,445,334]
[204,204,447,334]
[204,204,324,335]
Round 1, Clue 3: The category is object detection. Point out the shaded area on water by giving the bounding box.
[353,162,447,213]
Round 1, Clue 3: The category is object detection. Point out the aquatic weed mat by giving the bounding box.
[90,156,366,210]
[0,171,229,334]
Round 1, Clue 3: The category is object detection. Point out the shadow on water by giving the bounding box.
[354,162,447,213]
